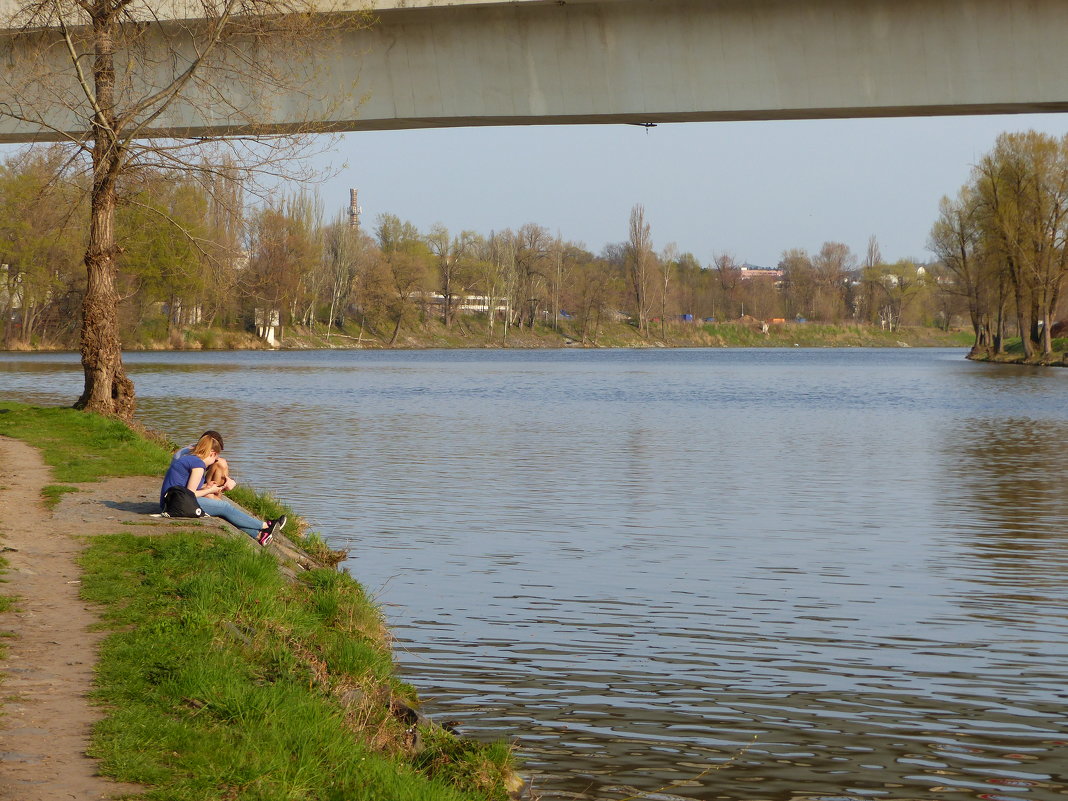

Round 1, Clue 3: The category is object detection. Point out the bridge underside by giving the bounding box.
[2,0,1067,142]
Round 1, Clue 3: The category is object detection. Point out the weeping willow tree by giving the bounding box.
[0,0,366,418]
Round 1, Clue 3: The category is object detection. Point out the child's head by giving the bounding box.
[200,430,224,450]
[191,432,223,460]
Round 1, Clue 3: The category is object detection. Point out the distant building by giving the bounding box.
[254,309,281,346]
[418,292,507,314]
[738,263,784,280]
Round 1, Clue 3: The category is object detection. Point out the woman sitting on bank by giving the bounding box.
[160,432,285,546]
[179,429,236,500]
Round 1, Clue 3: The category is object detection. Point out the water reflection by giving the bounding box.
[1,348,1066,800]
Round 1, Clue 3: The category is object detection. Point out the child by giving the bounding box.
[202,457,236,500]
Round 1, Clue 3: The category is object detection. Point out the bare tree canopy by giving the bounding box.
[0,0,365,418]
[930,130,1068,358]
[627,204,653,334]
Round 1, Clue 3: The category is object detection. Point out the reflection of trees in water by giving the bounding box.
[941,417,1068,601]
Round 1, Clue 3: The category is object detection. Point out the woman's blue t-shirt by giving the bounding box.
[160,452,207,508]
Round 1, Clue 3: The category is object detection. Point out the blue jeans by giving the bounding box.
[198,496,263,538]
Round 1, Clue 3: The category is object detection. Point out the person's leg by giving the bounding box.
[204,460,228,486]
[209,458,238,493]
[201,460,227,499]
[198,496,264,538]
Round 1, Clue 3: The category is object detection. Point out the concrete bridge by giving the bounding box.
[1,0,1067,142]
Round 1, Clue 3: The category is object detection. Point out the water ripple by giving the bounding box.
[2,348,1066,800]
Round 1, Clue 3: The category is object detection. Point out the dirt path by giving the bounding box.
[0,435,322,800]
[0,437,156,801]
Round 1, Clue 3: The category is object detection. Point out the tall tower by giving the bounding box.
[349,188,360,229]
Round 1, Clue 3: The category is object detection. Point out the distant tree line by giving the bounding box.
[930,130,1068,359]
[1,146,1001,351]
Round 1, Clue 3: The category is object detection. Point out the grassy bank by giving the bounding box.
[285,318,975,350]
[966,337,1068,367]
[0,403,517,800]
[9,317,975,352]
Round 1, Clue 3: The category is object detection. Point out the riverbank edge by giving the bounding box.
[965,349,1068,368]
[0,404,522,801]
[4,319,977,352]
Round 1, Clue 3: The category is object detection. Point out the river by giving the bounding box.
[1,347,1065,801]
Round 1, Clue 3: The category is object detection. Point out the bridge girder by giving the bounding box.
[1,0,1067,143]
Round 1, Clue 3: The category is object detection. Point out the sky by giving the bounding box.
[309,112,1068,269]
[4,112,1067,270]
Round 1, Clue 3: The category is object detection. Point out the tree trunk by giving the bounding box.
[76,178,135,418]
[442,265,453,328]
[23,301,37,344]
[327,293,338,340]
[1014,286,1033,358]
[75,17,135,419]
[2,287,15,345]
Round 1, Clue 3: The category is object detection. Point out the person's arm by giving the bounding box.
[185,467,219,497]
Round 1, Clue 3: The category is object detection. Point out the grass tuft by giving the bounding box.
[228,485,347,566]
[41,484,79,510]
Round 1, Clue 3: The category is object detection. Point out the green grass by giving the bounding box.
[978,336,1068,363]
[0,555,15,658]
[41,484,79,510]
[279,317,975,350]
[0,402,171,482]
[226,486,345,567]
[0,555,13,613]
[695,321,975,348]
[80,530,514,800]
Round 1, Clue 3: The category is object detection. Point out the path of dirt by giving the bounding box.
[0,436,317,801]
[0,437,162,800]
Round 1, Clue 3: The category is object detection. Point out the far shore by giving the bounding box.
[2,319,979,354]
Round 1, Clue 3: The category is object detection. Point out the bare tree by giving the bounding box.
[570,256,617,344]
[627,204,653,333]
[0,147,85,346]
[244,195,318,334]
[778,248,815,320]
[929,187,1008,353]
[854,234,883,323]
[550,234,564,332]
[713,253,742,318]
[488,229,520,339]
[972,131,1068,357]
[290,190,325,326]
[322,211,367,337]
[373,213,432,345]
[0,0,364,418]
[811,241,855,322]
[659,242,677,336]
[513,222,551,327]
[427,223,457,327]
